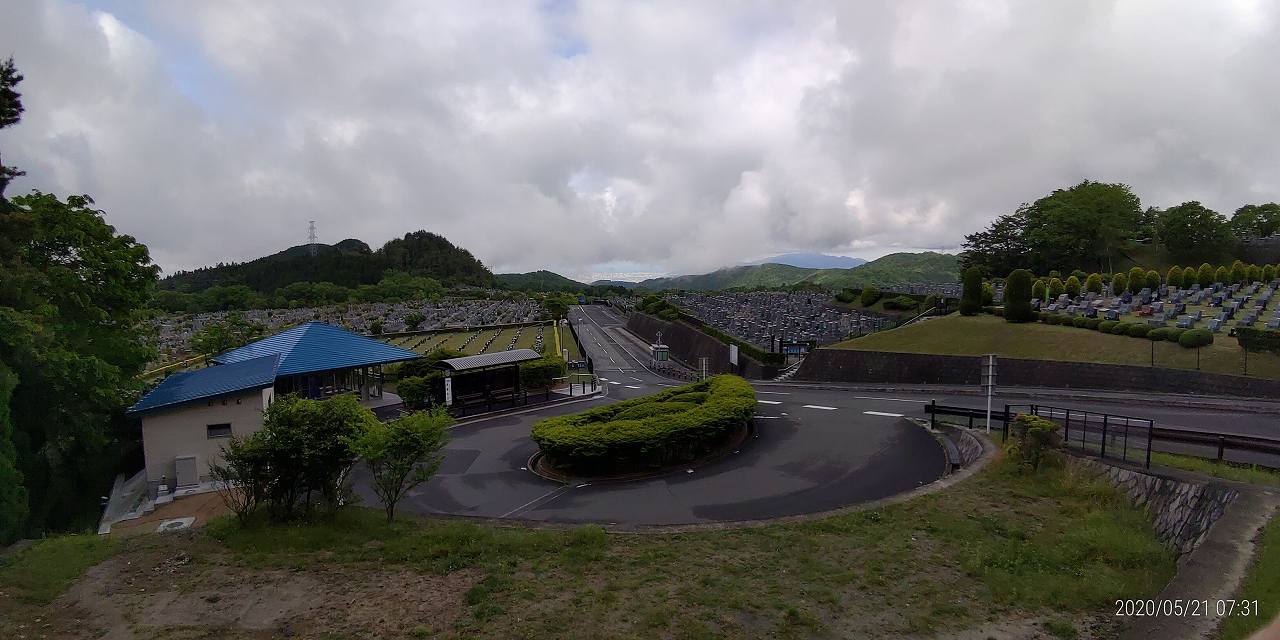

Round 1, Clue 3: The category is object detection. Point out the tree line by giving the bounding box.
[961,180,1279,277]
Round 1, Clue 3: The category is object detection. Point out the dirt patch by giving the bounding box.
[54,549,482,639]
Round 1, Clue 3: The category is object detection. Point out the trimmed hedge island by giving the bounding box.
[531,375,756,476]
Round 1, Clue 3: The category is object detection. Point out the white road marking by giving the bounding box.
[757,391,791,395]
[599,377,609,381]
[657,383,675,387]
[757,400,782,405]
[803,405,838,410]
[625,385,641,389]
[754,415,785,419]
[848,395,929,404]
[863,411,904,417]
[608,381,621,385]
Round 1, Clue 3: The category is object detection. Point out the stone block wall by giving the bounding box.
[793,348,1280,398]
[1073,457,1238,557]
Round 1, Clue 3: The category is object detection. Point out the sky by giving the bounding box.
[2,1,1278,283]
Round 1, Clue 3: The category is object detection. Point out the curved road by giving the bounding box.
[352,305,1280,526]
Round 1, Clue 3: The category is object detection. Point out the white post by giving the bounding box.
[981,354,997,433]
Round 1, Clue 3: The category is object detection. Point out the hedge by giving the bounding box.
[1178,328,1214,348]
[520,356,567,389]
[1126,324,1152,338]
[883,295,920,311]
[1237,327,1280,355]
[1098,320,1118,333]
[531,375,755,475]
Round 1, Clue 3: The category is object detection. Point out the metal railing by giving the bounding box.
[926,400,1280,470]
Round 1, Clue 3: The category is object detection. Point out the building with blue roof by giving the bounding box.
[130,322,420,498]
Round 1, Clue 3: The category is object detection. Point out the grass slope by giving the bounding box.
[0,458,1174,639]
[833,314,1280,380]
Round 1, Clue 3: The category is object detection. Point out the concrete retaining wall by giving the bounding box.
[1072,457,1238,557]
[794,348,1280,398]
[625,313,777,379]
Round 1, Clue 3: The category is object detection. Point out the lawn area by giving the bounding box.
[0,457,1175,639]
[1219,507,1280,640]
[833,314,1280,380]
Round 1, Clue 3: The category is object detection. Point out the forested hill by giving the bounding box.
[634,252,959,290]
[495,270,588,292]
[160,231,493,292]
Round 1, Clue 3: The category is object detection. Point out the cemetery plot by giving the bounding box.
[670,291,889,351]
[390,323,556,356]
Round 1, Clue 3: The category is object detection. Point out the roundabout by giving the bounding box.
[347,381,951,527]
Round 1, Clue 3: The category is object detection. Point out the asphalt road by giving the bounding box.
[350,305,1280,526]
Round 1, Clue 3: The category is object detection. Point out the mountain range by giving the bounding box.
[747,252,867,269]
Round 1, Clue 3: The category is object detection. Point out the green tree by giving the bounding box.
[0,57,24,198]
[1004,270,1034,323]
[1085,273,1104,295]
[1230,203,1280,239]
[1248,264,1263,284]
[959,209,1031,277]
[1111,272,1127,296]
[1032,279,1047,302]
[1165,266,1183,289]
[1065,275,1081,298]
[1020,181,1142,273]
[859,286,883,307]
[959,267,982,316]
[1197,263,1215,288]
[404,311,425,331]
[189,312,264,356]
[981,282,994,306]
[350,408,451,522]
[1182,266,1196,287]
[1156,202,1233,264]
[1264,265,1277,283]
[0,193,158,539]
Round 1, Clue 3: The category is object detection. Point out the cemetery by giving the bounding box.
[668,291,891,352]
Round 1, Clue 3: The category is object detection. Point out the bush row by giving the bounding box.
[531,375,756,476]
[1036,313,1214,348]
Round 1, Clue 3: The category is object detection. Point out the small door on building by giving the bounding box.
[174,455,198,487]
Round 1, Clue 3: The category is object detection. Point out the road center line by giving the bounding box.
[756,391,791,395]
[757,400,782,405]
[803,404,838,410]
[863,411,905,417]
[624,385,642,389]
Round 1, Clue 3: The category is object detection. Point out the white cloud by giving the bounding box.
[1,0,1278,280]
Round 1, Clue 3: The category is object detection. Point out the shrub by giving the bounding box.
[397,375,436,410]
[1007,414,1063,472]
[835,289,857,304]
[960,267,983,316]
[923,293,941,311]
[1111,272,1127,296]
[1109,322,1132,335]
[883,295,920,311]
[1197,263,1215,288]
[1086,318,1103,330]
[981,282,994,305]
[1248,264,1263,283]
[1165,328,1186,343]
[614,402,699,421]
[1004,270,1035,323]
[1238,327,1280,355]
[1214,266,1229,285]
[1127,267,1146,294]
[1183,266,1197,287]
[1126,324,1152,338]
[531,375,755,475]
[1072,316,1089,328]
[1145,269,1161,291]
[1148,327,1171,341]
[1264,264,1277,283]
[1032,279,1047,302]
[520,356,566,389]
[1065,275,1081,298]
[1085,273,1104,294]
[1098,320,1118,333]
[1178,328,1214,349]
[859,286,883,306]
[1165,266,1183,289]
[1047,277,1065,301]
[1230,261,1246,285]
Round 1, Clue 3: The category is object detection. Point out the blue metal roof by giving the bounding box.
[129,355,278,414]
[210,321,420,376]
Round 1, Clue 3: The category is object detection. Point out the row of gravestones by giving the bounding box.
[1038,280,1280,332]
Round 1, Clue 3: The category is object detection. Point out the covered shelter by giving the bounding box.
[212,321,420,401]
[435,348,542,413]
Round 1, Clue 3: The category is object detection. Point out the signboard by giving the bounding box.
[444,375,453,406]
[729,344,738,366]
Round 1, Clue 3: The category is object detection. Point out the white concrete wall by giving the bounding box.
[141,388,267,490]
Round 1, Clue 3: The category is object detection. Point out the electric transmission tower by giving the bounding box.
[307,220,318,256]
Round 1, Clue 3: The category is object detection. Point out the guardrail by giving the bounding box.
[926,400,1280,470]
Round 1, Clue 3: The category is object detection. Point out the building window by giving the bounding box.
[207,423,232,439]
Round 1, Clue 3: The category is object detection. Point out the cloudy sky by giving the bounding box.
[2,1,1278,281]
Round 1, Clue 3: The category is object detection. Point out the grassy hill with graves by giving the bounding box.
[835,280,1280,380]
[385,322,581,360]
